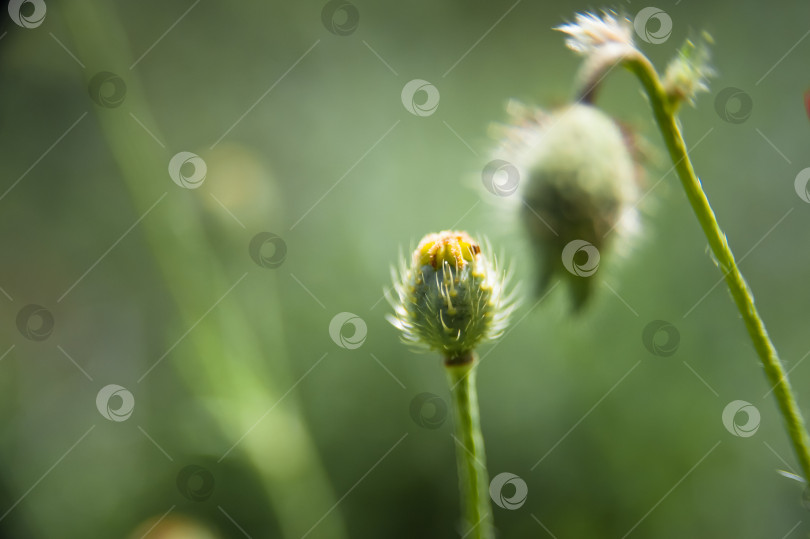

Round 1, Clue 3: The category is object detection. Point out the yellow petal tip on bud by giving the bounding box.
[415,230,480,270]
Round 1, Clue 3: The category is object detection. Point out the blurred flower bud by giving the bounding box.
[387,231,515,360]
[663,36,714,107]
[495,103,641,310]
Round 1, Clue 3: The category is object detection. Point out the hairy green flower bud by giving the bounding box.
[663,36,713,107]
[387,231,514,359]
[497,102,640,310]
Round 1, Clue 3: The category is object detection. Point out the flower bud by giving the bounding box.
[387,231,514,359]
[497,103,640,310]
[663,36,713,107]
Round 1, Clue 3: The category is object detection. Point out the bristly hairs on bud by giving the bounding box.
[386,230,517,361]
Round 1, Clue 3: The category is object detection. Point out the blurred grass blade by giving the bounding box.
[61,2,347,537]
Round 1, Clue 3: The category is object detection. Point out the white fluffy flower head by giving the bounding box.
[555,11,635,57]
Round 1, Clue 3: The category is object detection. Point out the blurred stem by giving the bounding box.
[61,2,347,538]
[622,54,810,480]
[445,353,494,539]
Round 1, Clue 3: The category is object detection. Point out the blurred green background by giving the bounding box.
[1,0,810,537]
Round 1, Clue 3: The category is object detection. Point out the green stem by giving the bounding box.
[445,353,494,539]
[623,54,810,480]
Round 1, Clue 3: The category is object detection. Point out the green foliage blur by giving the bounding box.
[1,0,809,537]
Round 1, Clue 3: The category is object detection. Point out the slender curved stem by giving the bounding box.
[445,354,494,539]
[623,54,810,480]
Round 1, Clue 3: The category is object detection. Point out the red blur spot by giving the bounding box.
[805,88,810,120]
